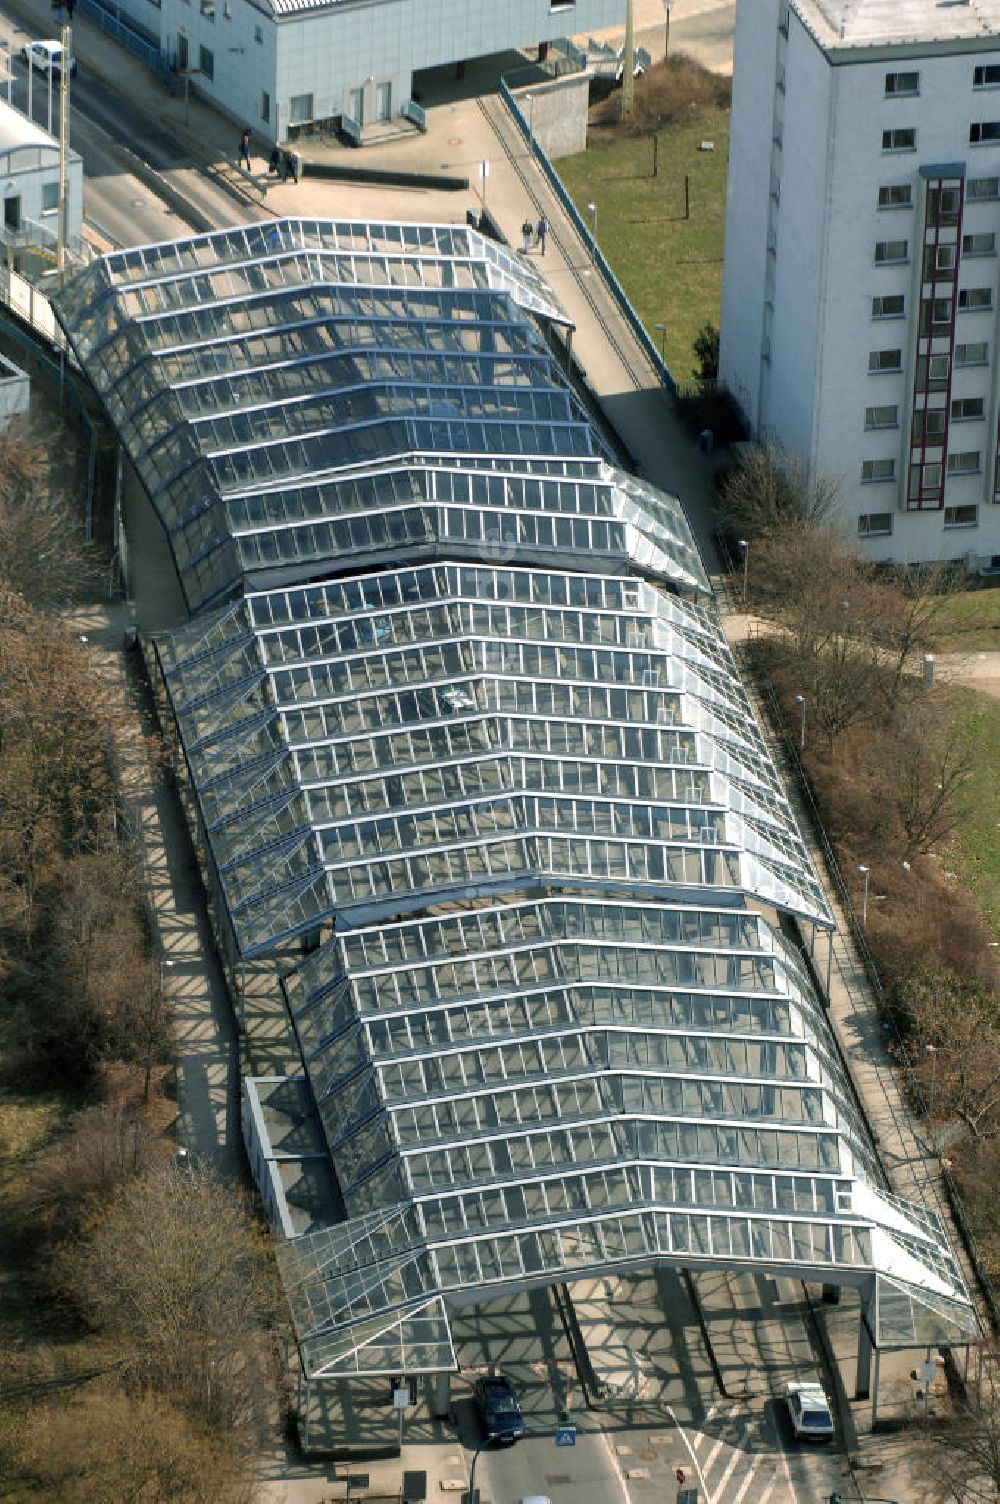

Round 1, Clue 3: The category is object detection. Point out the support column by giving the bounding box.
[856,1299,873,1400]
[432,1371,451,1419]
[564,327,574,375]
[825,929,833,1003]
[871,1345,881,1432]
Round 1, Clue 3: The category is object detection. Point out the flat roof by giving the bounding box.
[792,0,1000,50]
[0,96,59,154]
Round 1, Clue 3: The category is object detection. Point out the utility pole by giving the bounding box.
[57,22,70,283]
[622,0,634,122]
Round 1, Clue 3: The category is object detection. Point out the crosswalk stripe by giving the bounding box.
[713,1426,752,1497]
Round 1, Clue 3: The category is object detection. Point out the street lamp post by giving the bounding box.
[925,1043,938,1144]
[654,322,667,362]
[737,538,749,606]
[524,91,534,147]
[794,693,806,751]
[586,201,597,264]
[467,1439,492,1504]
[857,864,870,929]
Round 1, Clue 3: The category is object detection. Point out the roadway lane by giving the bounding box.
[2,22,259,244]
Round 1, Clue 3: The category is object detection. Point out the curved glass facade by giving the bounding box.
[55,219,976,1381]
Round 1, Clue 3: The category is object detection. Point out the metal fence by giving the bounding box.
[717,536,1000,1333]
[499,75,676,396]
[76,0,162,71]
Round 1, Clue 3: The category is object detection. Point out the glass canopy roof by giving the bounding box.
[56,220,976,1379]
[53,220,705,612]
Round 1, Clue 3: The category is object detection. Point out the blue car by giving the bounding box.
[474,1374,526,1443]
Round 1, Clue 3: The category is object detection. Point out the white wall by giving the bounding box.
[719,0,778,434]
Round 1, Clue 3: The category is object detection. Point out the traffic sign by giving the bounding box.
[555,1425,577,1447]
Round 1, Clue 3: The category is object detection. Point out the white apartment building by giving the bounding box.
[720,0,1000,568]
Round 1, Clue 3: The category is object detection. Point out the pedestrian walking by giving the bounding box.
[239,127,253,171]
[521,217,533,253]
[268,145,282,176]
[283,148,301,184]
[536,214,548,255]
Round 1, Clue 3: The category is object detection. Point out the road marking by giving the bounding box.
[598,1428,634,1504]
[731,1456,760,1504]
[713,1425,752,1497]
[664,1403,713,1504]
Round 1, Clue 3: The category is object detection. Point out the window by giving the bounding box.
[875,239,908,264]
[928,186,961,223]
[882,127,916,151]
[261,90,270,122]
[872,294,905,318]
[41,182,58,212]
[869,348,902,373]
[222,0,230,15]
[255,23,263,42]
[200,0,214,18]
[948,450,981,474]
[912,409,946,441]
[289,92,313,124]
[974,64,1000,88]
[959,287,993,310]
[862,458,896,483]
[199,44,213,78]
[916,353,950,390]
[926,243,957,275]
[878,183,912,209]
[864,404,899,429]
[858,512,893,537]
[885,71,919,96]
[926,297,953,328]
[549,0,576,11]
[944,504,979,527]
[914,461,943,493]
[968,176,1000,199]
[963,231,996,256]
[970,121,1000,143]
[956,341,989,365]
[952,396,985,420]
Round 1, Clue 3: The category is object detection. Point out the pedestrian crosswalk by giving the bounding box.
[666,1400,790,1504]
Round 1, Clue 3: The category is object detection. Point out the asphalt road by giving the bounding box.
[3,24,254,244]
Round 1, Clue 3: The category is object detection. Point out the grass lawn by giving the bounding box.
[951,691,1000,938]
[556,108,730,380]
[930,585,1000,653]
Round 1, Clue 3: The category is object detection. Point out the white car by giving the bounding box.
[785,1380,835,1441]
[21,39,77,77]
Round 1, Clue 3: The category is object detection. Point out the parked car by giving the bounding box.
[473,1373,526,1443]
[21,39,77,78]
[784,1379,835,1441]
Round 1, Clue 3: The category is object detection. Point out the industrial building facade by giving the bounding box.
[721,0,1000,568]
[54,219,976,1429]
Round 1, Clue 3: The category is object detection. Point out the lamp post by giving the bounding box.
[587,201,597,265]
[737,538,749,606]
[654,322,667,362]
[467,1438,492,1504]
[857,864,870,929]
[794,693,806,751]
[925,1043,938,1144]
[524,91,534,147]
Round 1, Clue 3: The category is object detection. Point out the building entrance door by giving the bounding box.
[3,195,21,232]
[375,80,391,122]
[348,86,363,125]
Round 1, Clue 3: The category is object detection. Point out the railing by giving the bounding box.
[499,76,676,397]
[76,0,162,70]
[401,98,426,132]
[340,112,361,146]
[718,535,1000,1334]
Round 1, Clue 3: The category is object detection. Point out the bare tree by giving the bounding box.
[889,699,975,856]
[10,1389,256,1504]
[63,1165,281,1433]
[902,972,1000,1142]
[916,1350,1000,1504]
[716,443,840,542]
[0,422,99,609]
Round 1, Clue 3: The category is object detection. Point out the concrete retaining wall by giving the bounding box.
[516,74,590,160]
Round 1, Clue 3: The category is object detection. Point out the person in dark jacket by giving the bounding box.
[239,127,253,170]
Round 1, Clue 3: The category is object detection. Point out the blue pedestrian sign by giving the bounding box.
[555,1426,576,1447]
